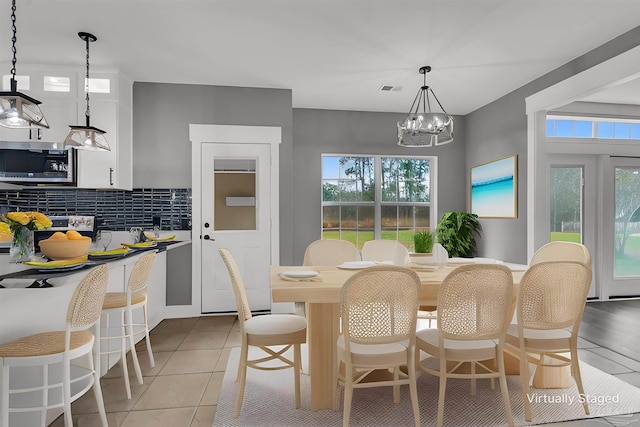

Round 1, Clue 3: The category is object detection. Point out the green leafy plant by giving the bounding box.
[435,212,482,258]
[413,229,434,253]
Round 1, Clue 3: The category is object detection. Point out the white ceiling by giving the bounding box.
[2,0,640,115]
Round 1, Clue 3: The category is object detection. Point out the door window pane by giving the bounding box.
[550,167,582,243]
[614,167,640,277]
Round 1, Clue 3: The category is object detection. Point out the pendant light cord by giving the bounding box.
[10,0,17,80]
[84,34,91,125]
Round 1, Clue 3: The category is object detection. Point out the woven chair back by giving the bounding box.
[303,239,361,266]
[361,240,410,266]
[66,264,109,329]
[341,266,420,345]
[518,260,592,330]
[530,241,591,267]
[128,251,157,295]
[219,249,252,323]
[437,264,513,341]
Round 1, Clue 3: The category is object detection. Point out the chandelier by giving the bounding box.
[0,0,49,129]
[64,32,110,151]
[397,66,453,147]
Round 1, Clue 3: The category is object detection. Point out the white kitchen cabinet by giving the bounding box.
[75,71,133,190]
[0,65,78,146]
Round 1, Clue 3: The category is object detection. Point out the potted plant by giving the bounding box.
[409,229,435,264]
[435,212,482,258]
[413,229,434,254]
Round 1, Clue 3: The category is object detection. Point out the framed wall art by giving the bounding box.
[470,154,517,218]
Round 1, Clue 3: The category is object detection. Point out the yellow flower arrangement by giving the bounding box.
[2,211,53,233]
[1,211,52,261]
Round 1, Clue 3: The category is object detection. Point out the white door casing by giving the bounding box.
[190,124,280,316]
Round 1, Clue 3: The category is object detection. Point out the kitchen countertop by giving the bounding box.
[0,238,190,286]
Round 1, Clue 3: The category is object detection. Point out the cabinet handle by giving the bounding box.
[29,128,42,140]
[109,167,114,186]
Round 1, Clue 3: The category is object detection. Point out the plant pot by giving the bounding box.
[409,252,434,265]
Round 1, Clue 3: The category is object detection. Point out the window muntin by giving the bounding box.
[546,117,640,141]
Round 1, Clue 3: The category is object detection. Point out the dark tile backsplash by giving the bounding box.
[0,188,191,231]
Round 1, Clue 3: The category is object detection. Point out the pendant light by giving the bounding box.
[0,0,49,129]
[64,31,110,151]
[397,66,453,147]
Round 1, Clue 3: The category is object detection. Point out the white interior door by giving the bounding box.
[200,142,272,313]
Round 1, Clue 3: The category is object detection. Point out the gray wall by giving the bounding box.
[132,82,295,264]
[291,108,466,265]
[465,25,640,265]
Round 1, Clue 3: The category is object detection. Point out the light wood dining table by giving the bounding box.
[271,263,525,411]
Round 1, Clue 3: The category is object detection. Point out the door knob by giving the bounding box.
[203,235,214,241]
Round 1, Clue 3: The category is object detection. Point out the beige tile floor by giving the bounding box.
[52,316,240,427]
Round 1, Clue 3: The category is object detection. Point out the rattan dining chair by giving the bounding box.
[219,248,307,418]
[504,260,592,422]
[303,239,361,266]
[361,239,410,266]
[416,264,515,427]
[529,241,591,267]
[100,250,157,399]
[0,264,109,427]
[337,265,421,427]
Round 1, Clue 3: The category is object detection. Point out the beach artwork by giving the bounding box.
[470,155,517,218]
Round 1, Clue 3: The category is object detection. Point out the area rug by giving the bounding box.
[213,346,640,426]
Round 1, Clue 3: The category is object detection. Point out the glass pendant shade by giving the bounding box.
[397,66,454,147]
[64,124,110,151]
[1,0,49,129]
[65,31,110,151]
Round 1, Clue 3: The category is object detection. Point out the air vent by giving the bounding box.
[379,85,402,92]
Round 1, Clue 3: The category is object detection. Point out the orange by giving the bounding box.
[48,231,68,240]
[66,230,84,240]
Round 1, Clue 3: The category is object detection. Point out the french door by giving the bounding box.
[548,155,596,298]
[601,157,640,298]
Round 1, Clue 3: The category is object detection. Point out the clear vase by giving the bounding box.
[9,227,35,263]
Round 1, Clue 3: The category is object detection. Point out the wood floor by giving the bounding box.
[581,300,640,363]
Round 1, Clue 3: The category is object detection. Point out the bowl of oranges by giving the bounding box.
[39,230,92,260]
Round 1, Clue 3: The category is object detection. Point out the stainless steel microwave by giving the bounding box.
[0,147,75,184]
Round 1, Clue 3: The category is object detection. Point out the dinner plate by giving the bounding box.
[143,232,176,242]
[24,256,88,269]
[409,264,439,272]
[88,247,132,260]
[35,262,89,273]
[336,261,379,270]
[121,241,157,249]
[280,270,320,279]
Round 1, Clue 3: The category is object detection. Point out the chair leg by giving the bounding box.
[408,350,421,427]
[520,348,533,422]
[570,346,589,415]
[496,349,514,427]
[470,361,476,396]
[90,351,109,427]
[41,364,48,425]
[143,302,155,368]
[294,343,301,409]
[393,366,400,403]
[63,355,72,427]
[234,341,249,417]
[1,365,9,427]
[342,362,353,427]
[120,311,132,400]
[126,308,144,385]
[437,357,448,427]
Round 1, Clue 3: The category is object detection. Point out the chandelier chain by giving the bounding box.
[10,0,17,78]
